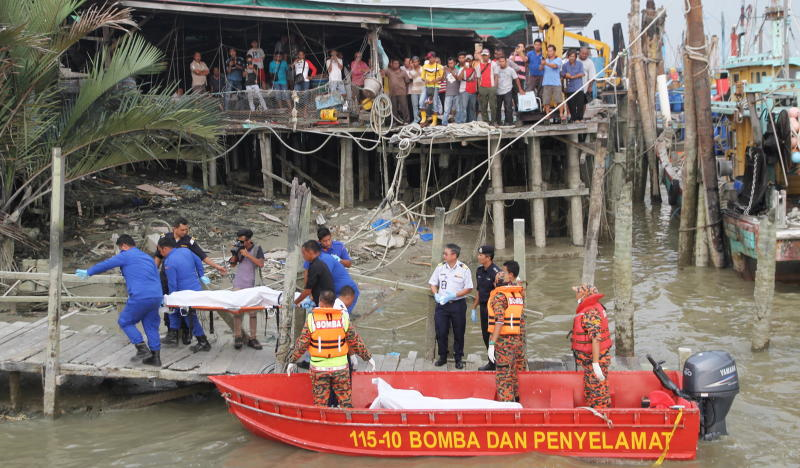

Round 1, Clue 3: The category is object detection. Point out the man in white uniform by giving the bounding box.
[428,243,474,368]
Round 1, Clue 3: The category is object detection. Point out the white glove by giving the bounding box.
[350,354,359,369]
[487,345,496,363]
[367,358,376,372]
[331,254,341,262]
[287,363,297,376]
[592,362,605,382]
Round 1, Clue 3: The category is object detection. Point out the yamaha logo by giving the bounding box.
[683,368,692,377]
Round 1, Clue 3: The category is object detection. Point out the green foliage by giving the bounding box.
[0,0,223,241]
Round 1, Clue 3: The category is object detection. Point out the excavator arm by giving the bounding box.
[518,0,610,74]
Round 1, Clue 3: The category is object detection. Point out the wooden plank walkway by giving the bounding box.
[0,321,514,383]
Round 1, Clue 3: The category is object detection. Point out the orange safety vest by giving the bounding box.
[307,307,349,360]
[571,294,613,354]
[487,285,524,335]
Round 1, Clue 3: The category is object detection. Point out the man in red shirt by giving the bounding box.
[477,49,498,123]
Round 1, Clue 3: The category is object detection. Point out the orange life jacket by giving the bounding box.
[307,307,349,359]
[571,293,612,353]
[487,285,524,335]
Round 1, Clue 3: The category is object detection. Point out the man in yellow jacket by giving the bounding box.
[287,290,375,407]
[419,52,444,126]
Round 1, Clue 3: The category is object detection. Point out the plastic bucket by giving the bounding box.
[362,77,382,98]
[320,109,337,121]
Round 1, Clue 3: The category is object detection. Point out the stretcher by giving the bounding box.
[163,286,285,313]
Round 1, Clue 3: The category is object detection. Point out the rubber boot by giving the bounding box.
[130,342,150,362]
[181,325,192,345]
[431,114,439,126]
[162,328,179,347]
[190,335,212,353]
[142,350,161,367]
[419,110,427,126]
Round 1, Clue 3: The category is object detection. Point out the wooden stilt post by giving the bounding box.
[694,186,709,267]
[259,133,274,200]
[419,148,429,216]
[200,159,209,191]
[513,219,526,282]
[613,181,635,357]
[358,147,369,202]
[208,157,217,187]
[581,122,609,285]
[687,0,726,268]
[566,135,584,246]
[340,138,354,208]
[426,207,446,361]
[678,47,699,266]
[528,137,546,248]
[43,147,65,418]
[279,143,289,195]
[275,179,310,370]
[9,371,21,411]
[489,138,506,250]
[752,190,779,351]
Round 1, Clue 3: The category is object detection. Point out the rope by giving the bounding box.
[652,408,683,466]
[578,406,614,428]
[356,316,426,332]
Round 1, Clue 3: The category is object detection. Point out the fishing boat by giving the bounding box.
[710,1,800,280]
[209,352,739,460]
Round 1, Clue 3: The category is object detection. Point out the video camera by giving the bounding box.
[230,240,245,258]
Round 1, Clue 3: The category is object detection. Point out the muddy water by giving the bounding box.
[3,201,799,467]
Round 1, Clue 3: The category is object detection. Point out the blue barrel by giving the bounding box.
[669,90,684,112]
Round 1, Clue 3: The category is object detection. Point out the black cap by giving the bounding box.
[478,245,494,255]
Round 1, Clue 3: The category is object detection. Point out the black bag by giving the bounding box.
[293,61,306,89]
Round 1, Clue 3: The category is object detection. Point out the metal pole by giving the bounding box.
[513,219,526,284]
[43,147,64,418]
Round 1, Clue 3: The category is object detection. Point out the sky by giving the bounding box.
[323,0,800,68]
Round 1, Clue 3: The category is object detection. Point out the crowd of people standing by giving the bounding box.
[180,37,599,123]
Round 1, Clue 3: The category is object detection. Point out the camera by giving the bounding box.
[230,240,245,258]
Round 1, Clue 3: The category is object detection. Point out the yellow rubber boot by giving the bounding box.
[420,110,427,125]
[431,114,439,126]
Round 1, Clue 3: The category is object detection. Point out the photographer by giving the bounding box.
[228,229,265,350]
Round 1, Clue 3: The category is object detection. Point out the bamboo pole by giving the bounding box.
[582,122,609,285]
[613,181,635,356]
[43,147,65,418]
[275,179,310,370]
[258,133,274,200]
[426,207,446,361]
[678,47,699,266]
[751,191,778,351]
[339,138,354,208]
[687,0,726,268]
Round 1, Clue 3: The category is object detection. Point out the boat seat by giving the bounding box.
[549,387,575,408]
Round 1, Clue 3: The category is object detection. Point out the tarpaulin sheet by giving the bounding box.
[368,378,523,410]
[189,0,528,38]
[164,286,283,310]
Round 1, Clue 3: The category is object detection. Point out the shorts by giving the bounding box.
[542,85,563,106]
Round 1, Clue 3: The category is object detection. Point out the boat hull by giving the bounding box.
[210,371,699,459]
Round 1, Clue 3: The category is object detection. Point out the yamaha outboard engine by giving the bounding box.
[682,351,739,440]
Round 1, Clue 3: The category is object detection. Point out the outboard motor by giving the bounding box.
[682,351,739,441]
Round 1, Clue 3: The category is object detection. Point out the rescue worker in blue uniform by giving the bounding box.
[316,226,352,267]
[301,240,360,312]
[76,235,162,366]
[428,243,474,368]
[158,236,213,352]
[155,217,226,346]
[472,245,502,371]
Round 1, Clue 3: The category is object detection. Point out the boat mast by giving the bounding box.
[782,0,790,78]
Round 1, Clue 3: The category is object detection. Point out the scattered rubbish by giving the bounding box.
[371,218,390,231]
[419,233,433,242]
[260,213,285,225]
[220,201,227,206]
[272,203,285,209]
[180,185,202,192]
[315,214,326,225]
[375,231,406,249]
[136,184,175,197]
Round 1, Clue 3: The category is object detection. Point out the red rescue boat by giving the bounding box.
[209,370,700,460]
